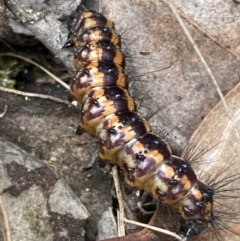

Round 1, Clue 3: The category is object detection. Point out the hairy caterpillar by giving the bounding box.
[67,9,237,240]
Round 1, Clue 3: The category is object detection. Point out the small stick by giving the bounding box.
[0,86,69,104]
[0,195,12,241]
[0,53,70,90]
[0,105,7,118]
[112,166,125,236]
[124,218,183,240]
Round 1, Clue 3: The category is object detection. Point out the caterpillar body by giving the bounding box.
[68,9,217,238]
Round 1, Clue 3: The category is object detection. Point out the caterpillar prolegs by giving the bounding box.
[68,10,215,238]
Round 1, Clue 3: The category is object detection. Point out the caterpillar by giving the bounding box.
[67,9,237,240]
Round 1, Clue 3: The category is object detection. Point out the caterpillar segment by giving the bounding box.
[96,111,151,163]
[65,10,119,51]
[69,9,215,238]
[179,180,213,221]
[73,10,115,41]
[117,133,172,187]
[70,62,127,102]
[80,86,136,136]
[73,26,120,50]
[74,41,125,69]
[151,157,196,204]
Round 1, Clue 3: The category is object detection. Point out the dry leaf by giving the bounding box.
[183,83,240,241]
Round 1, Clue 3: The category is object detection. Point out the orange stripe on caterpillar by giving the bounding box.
[69,9,215,238]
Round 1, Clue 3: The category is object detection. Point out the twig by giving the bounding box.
[112,166,125,236]
[124,218,183,240]
[0,195,12,241]
[0,86,69,104]
[0,53,70,90]
[137,201,154,215]
[0,105,7,118]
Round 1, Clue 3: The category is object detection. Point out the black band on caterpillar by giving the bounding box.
[80,86,136,136]
[74,26,120,50]
[69,9,215,238]
[70,62,127,102]
[74,41,124,68]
